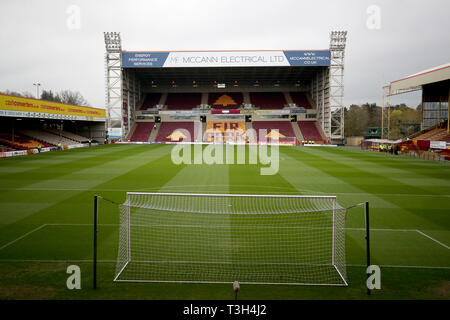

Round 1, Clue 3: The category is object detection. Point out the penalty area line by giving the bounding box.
[415,230,449,250]
[0,224,48,251]
[0,259,447,270]
[347,264,450,270]
[0,259,116,263]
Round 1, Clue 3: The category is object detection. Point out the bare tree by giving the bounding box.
[40,89,61,102]
[1,90,35,98]
[58,90,89,106]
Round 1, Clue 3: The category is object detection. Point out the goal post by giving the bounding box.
[276,136,298,146]
[113,192,348,286]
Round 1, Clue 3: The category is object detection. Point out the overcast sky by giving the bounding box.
[0,0,449,109]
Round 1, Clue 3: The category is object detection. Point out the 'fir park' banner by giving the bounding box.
[0,94,106,121]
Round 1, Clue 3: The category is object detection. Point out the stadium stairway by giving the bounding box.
[316,123,328,142]
[291,122,304,142]
[125,122,137,141]
[136,96,145,110]
[201,93,208,105]
[306,93,316,109]
[159,93,168,106]
[283,92,294,105]
[242,92,251,105]
[194,122,203,142]
[148,123,160,142]
[245,122,255,142]
[201,122,207,142]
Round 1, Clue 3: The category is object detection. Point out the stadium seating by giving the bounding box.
[251,121,296,142]
[130,122,154,142]
[297,121,324,142]
[20,129,77,146]
[205,121,246,143]
[249,92,286,109]
[290,92,312,109]
[208,92,243,109]
[141,93,162,110]
[166,93,201,110]
[0,143,15,152]
[429,130,449,141]
[414,127,444,141]
[0,132,52,150]
[155,122,196,142]
[44,128,89,143]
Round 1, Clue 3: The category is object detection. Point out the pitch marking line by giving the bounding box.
[1,186,449,198]
[4,223,449,247]
[0,259,448,270]
[348,228,449,250]
[0,224,48,251]
[1,224,447,256]
[347,264,450,270]
[0,223,120,252]
[415,230,450,250]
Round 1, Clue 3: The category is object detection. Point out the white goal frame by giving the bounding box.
[113,192,348,286]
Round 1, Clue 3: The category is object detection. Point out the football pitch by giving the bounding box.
[0,144,449,299]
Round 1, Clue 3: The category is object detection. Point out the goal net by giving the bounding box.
[114,193,348,286]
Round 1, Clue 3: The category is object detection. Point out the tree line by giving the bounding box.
[344,103,421,139]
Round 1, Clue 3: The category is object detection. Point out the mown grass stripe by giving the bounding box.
[284,147,447,231]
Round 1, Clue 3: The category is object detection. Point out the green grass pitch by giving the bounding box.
[0,144,448,299]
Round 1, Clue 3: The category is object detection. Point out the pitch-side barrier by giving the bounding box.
[0,143,99,158]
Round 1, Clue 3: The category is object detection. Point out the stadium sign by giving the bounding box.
[290,109,307,114]
[0,94,105,121]
[254,110,290,115]
[122,50,330,68]
[108,128,123,139]
[159,110,204,115]
[430,141,447,149]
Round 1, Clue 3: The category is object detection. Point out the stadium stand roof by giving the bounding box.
[123,50,331,88]
[390,62,450,94]
[133,66,323,88]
